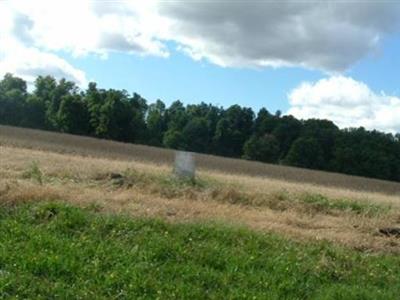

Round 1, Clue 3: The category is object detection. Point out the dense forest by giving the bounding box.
[1,73,399,182]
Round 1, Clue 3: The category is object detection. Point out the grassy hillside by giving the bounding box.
[1,127,400,298]
[1,201,400,299]
[2,125,400,194]
[1,143,399,252]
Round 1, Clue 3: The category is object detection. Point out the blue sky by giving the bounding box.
[348,34,400,95]
[1,1,399,132]
[60,45,321,113]
[61,33,399,113]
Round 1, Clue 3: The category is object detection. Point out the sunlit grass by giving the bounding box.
[1,202,400,299]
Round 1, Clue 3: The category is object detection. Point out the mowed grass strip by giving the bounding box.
[20,162,391,217]
[1,202,399,299]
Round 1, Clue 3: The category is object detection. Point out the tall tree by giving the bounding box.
[96,89,133,141]
[254,108,277,135]
[0,73,27,125]
[182,117,210,152]
[332,128,399,180]
[57,94,89,134]
[85,82,104,137]
[273,115,302,159]
[213,105,254,157]
[128,93,148,143]
[146,99,167,146]
[165,100,188,130]
[22,94,47,129]
[243,134,280,163]
[285,137,325,169]
[302,119,339,170]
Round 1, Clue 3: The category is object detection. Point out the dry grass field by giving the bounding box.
[1,125,400,254]
[2,125,400,194]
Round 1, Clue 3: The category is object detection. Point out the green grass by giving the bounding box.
[0,202,399,299]
[22,161,43,185]
[299,193,390,216]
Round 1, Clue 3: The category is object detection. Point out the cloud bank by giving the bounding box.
[0,3,88,86]
[157,1,400,71]
[2,0,399,74]
[1,1,399,132]
[287,76,400,134]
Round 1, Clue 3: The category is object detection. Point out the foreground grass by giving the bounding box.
[1,202,399,299]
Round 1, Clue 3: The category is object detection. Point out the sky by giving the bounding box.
[1,0,399,133]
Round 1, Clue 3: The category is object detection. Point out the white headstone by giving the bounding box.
[174,151,195,180]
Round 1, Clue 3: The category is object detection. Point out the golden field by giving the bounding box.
[1,125,400,253]
[2,125,400,194]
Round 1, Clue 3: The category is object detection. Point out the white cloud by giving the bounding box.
[0,47,88,87]
[287,76,400,133]
[0,1,88,86]
[1,0,399,74]
[2,0,168,57]
[0,0,166,86]
[157,1,400,71]
[1,0,399,132]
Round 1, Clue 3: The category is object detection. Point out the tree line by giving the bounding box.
[1,73,399,182]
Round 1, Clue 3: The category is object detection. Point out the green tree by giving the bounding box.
[146,100,167,146]
[213,105,254,157]
[163,129,185,150]
[31,76,79,131]
[0,73,27,125]
[302,119,339,170]
[165,100,188,131]
[57,94,89,134]
[85,82,105,137]
[182,117,210,152]
[33,75,57,102]
[47,78,77,130]
[128,93,148,143]
[331,128,398,180]
[31,76,74,130]
[272,116,303,158]
[97,90,133,141]
[186,103,222,153]
[243,134,280,163]
[254,108,277,135]
[22,95,47,129]
[285,137,324,169]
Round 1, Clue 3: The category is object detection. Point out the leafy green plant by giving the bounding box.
[22,161,43,185]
